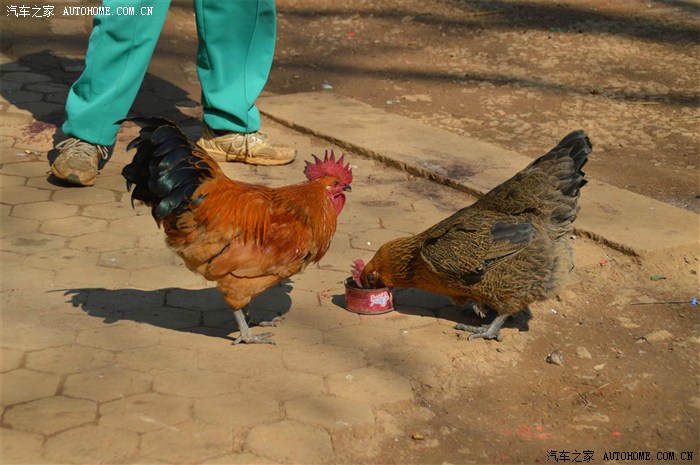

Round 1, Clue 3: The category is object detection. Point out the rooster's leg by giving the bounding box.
[245,309,285,327]
[232,309,274,345]
[455,314,508,342]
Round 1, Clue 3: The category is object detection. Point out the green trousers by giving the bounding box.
[63,0,276,146]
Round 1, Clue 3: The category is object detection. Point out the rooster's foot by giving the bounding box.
[256,316,285,327]
[455,314,508,342]
[233,331,275,345]
[233,309,275,345]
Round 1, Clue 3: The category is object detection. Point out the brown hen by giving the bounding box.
[359,130,591,341]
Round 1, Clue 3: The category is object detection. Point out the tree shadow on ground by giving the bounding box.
[59,282,293,342]
[331,286,532,333]
[1,50,200,184]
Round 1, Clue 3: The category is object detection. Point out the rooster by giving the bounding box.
[120,117,352,344]
[355,130,591,341]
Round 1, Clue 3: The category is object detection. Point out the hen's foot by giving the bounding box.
[455,314,508,342]
[233,331,275,345]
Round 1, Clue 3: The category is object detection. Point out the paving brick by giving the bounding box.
[23,248,98,272]
[99,247,177,270]
[153,370,241,397]
[1,216,39,238]
[52,262,131,289]
[95,173,129,193]
[1,173,26,186]
[349,228,407,252]
[99,392,192,433]
[285,395,375,429]
[289,267,349,293]
[11,201,79,220]
[394,287,453,311]
[67,230,138,252]
[0,185,51,205]
[358,307,436,329]
[194,393,280,428]
[141,421,233,464]
[1,347,24,372]
[63,367,152,402]
[1,160,51,178]
[26,345,113,375]
[326,367,414,407]
[107,213,157,235]
[196,344,284,374]
[401,323,470,352]
[0,428,45,464]
[2,232,65,254]
[2,265,55,292]
[138,232,170,250]
[238,368,326,402]
[2,71,52,83]
[1,323,75,351]
[24,82,69,93]
[15,101,64,118]
[271,325,323,346]
[282,344,366,375]
[41,216,107,237]
[83,199,139,219]
[202,453,275,464]
[247,420,334,464]
[76,323,160,351]
[52,186,116,205]
[324,324,402,351]
[130,264,209,290]
[117,345,198,373]
[1,369,59,406]
[284,304,361,331]
[5,395,97,435]
[166,287,227,311]
[44,425,139,464]
[26,175,74,190]
[365,344,454,387]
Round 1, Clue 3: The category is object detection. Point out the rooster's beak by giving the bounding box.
[343,184,352,192]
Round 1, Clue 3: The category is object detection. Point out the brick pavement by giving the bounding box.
[0,50,500,463]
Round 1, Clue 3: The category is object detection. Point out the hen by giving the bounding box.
[358,130,591,341]
[120,117,352,344]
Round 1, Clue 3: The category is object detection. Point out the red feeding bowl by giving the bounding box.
[344,278,394,315]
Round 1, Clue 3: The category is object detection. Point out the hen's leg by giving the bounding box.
[455,314,508,342]
[232,309,274,345]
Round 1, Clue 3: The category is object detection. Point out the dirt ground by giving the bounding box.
[1,1,698,463]
[272,1,700,461]
[269,0,700,214]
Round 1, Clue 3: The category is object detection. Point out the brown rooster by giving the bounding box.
[121,117,352,344]
[357,130,591,341]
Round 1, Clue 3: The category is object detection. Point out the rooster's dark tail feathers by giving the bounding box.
[120,117,217,223]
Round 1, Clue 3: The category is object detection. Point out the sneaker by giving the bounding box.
[51,138,108,186]
[197,125,295,165]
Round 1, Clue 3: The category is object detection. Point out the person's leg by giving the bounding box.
[194,0,294,165]
[194,0,275,133]
[54,0,170,185]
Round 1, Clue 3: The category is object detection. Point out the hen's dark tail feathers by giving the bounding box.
[119,117,217,224]
[532,129,591,199]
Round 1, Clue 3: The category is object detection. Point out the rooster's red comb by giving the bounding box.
[304,150,353,185]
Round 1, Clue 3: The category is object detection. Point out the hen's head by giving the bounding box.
[305,151,353,215]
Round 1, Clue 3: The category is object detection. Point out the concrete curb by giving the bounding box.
[259,92,699,258]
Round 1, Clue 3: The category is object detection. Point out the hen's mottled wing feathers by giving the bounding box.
[420,216,533,284]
